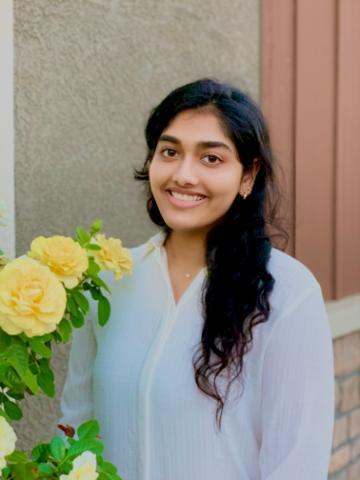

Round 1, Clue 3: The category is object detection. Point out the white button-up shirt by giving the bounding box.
[60,230,335,480]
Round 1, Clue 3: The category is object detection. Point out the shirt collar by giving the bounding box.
[142,230,168,260]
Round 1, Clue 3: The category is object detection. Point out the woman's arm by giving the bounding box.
[58,305,97,432]
[259,285,335,479]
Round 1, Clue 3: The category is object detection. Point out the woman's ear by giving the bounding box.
[239,159,260,196]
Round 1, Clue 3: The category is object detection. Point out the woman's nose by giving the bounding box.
[172,156,198,185]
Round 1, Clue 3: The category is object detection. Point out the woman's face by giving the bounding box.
[149,108,257,236]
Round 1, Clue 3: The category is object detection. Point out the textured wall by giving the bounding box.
[14,0,260,451]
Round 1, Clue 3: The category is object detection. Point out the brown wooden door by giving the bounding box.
[261,0,360,301]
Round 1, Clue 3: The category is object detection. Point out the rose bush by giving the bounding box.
[0,218,131,479]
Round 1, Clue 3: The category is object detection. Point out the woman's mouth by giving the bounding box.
[165,190,208,208]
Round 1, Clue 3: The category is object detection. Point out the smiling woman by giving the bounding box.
[60,78,335,480]
[148,108,259,238]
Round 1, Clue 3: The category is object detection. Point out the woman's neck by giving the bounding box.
[164,230,207,270]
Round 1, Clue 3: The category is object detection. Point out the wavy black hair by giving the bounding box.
[133,78,289,431]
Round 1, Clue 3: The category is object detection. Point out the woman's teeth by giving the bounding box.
[170,190,205,201]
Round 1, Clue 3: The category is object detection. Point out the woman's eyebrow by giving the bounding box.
[197,140,232,151]
[158,134,232,151]
[158,134,181,145]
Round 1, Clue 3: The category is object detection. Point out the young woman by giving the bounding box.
[60,79,335,479]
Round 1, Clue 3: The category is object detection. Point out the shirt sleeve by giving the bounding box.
[259,284,335,479]
[58,303,97,432]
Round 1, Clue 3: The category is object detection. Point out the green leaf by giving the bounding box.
[5,450,28,462]
[37,463,55,475]
[77,419,100,440]
[0,466,11,479]
[57,318,72,343]
[0,330,12,353]
[87,243,102,251]
[99,461,118,474]
[29,363,38,376]
[67,438,104,458]
[28,338,52,359]
[67,296,85,328]
[4,366,22,388]
[36,334,52,342]
[67,295,79,316]
[38,358,54,378]
[5,390,24,401]
[10,462,37,479]
[89,219,103,236]
[6,342,29,377]
[50,436,66,461]
[88,257,101,276]
[69,310,84,329]
[21,369,39,394]
[98,472,114,480]
[52,331,63,343]
[4,400,23,420]
[72,291,90,314]
[37,369,55,397]
[98,295,111,326]
[31,443,50,462]
[0,363,9,382]
[75,225,90,246]
[58,459,74,475]
[91,275,111,294]
[6,342,39,394]
[89,286,101,300]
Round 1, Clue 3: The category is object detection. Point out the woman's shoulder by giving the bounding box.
[127,230,166,267]
[267,246,322,314]
[268,246,320,288]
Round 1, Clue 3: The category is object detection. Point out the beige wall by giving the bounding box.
[14,0,260,450]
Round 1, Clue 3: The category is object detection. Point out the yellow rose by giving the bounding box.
[0,416,17,470]
[60,451,98,480]
[91,234,132,279]
[0,257,66,337]
[28,236,88,289]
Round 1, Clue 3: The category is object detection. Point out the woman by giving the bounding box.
[60,79,335,479]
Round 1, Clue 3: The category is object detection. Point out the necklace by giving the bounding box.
[164,239,201,279]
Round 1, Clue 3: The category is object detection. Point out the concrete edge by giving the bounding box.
[326,293,360,340]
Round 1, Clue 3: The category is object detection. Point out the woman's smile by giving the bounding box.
[165,189,209,209]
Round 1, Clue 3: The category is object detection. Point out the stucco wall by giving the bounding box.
[14,0,260,451]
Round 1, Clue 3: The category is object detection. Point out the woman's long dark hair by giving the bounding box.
[134,78,289,431]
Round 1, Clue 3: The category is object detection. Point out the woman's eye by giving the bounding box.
[161,148,177,157]
[203,155,222,165]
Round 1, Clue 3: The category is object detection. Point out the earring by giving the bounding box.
[242,191,250,199]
